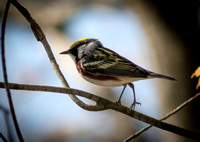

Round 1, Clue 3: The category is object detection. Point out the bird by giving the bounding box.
[60,38,176,109]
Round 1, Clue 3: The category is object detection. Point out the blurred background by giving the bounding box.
[0,0,199,141]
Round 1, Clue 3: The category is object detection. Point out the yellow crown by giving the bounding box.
[70,38,88,49]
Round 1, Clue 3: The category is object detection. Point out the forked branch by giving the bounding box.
[0,82,200,140]
[10,0,103,111]
[124,93,200,141]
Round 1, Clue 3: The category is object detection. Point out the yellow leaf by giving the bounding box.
[191,66,200,89]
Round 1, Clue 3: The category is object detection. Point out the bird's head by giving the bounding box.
[60,38,102,62]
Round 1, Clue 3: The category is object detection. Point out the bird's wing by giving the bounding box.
[81,48,149,78]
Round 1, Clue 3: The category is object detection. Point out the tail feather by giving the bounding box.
[149,72,176,81]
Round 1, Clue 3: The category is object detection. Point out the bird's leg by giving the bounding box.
[117,84,127,106]
[128,83,141,109]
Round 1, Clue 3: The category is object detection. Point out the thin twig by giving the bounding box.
[0,132,8,142]
[0,82,200,141]
[124,93,200,142]
[0,105,13,142]
[1,1,24,141]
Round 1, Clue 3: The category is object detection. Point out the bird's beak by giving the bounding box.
[60,49,70,54]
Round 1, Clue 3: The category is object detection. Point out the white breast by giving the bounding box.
[80,74,144,87]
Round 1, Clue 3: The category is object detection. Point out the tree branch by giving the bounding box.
[10,0,104,111]
[1,0,24,141]
[0,82,200,141]
[124,93,200,142]
[0,132,8,142]
[0,105,11,142]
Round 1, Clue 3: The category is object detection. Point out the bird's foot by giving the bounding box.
[116,101,122,107]
[130,101,141,109]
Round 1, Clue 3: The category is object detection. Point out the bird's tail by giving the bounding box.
[149,72,176,81]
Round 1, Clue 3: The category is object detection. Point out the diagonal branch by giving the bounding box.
[0,82,200,141]
[1,0,24,141]
[10,0,103,111]
[0,105,11,142]
[124,93,200,142]
[0,132,8,142]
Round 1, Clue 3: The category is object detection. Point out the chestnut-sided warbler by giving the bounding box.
[60,38,176,108]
